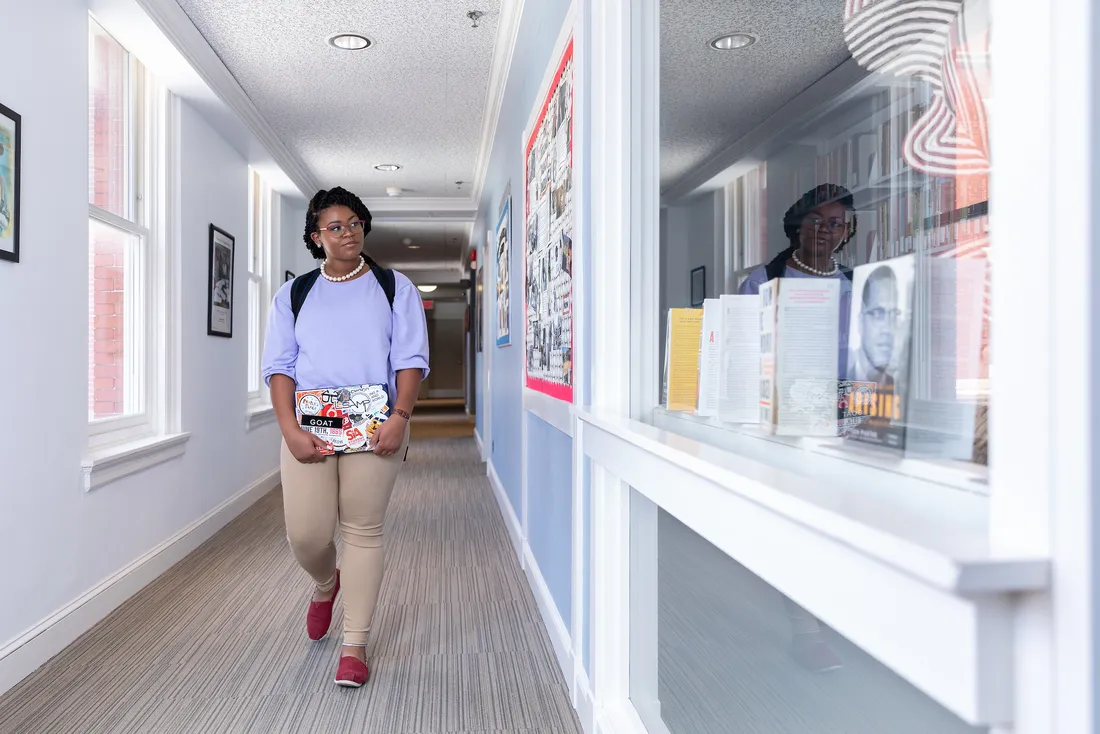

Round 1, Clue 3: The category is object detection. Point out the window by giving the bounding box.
[657,2,993,485]
[247,168,278,410]
[86,16,177,453]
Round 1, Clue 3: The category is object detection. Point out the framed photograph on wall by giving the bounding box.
[690,266,706,308]
[0,101,21,263]
[207,224,235,337]
[495,195,512,347]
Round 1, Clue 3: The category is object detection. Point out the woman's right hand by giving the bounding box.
[285,429,331,464]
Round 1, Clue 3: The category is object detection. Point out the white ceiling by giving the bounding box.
[660,0,851,196]
[174,0,502,201]
[365,221,470,272]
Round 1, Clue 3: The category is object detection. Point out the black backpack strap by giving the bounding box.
[291,260,395,321]
[365,257,396,310]
[290,269,322,323]
[765,246,798,282]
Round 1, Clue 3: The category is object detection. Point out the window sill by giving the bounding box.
[81,432,191,493]
[245,404,277,432]
[653,407,989,495]
[575,406,1049,725]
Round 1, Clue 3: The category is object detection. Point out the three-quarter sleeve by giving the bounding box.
[261,285,298,387]
[390,280,430,379]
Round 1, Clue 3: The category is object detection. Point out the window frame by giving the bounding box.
[84,13,185,474]
[86,26,155,448]
[580,0,1091,732]
[246,167,280,420]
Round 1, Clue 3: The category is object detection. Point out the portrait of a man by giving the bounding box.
[847,264,902,387]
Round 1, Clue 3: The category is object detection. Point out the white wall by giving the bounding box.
[280,200,313,280]
[0,0,92,646]
[0,0,285,668]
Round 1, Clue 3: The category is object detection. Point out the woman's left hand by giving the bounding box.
[371,416,406,457]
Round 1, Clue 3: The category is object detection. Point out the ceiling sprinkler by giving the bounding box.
[467,10,485,28]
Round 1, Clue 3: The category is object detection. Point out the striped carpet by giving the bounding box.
[0,436,581,734]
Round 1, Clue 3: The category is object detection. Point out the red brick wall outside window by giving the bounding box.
[88,25,131,421]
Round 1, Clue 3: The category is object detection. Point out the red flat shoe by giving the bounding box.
[306,569,340,641]
[334,655,369,688]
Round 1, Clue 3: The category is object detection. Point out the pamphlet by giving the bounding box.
[665,308,704,412]
[717,294,760,424]
[760,277,840,436]
[295,383,390,455]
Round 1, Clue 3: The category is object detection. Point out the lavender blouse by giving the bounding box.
[261,269,430,401]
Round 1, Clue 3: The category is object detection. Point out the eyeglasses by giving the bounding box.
[317,221,367,236]
[803,215,849,233]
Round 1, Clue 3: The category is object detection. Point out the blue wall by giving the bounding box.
[526,416,574,628]
[474,0,578,646]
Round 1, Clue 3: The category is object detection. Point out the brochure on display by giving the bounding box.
[295,384,391,455]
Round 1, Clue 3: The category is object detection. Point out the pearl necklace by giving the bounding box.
[321,255,365,282]
[791,250,839,277]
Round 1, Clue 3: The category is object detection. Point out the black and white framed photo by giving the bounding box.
[207,224,235,337]
[285,270,295,283]
[690,265,706,308]
[0,101,21,264]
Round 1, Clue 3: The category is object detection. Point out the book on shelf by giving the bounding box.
[840,255,917,451]
[759,277,840,436]
[664,308,704,412]
[717,294,761,424]
[903,257,986,461]
[696,299,722,417]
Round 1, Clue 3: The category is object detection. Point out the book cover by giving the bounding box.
[717,294,760,424]
[760,277,840,436]
[696,299,722,417]
[842,254,916,450]
[665,308,704,412]
[295,384,391,455]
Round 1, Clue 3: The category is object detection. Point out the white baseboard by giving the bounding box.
[0,467,280,697]
[474,429,485,461]
[488,461,523,559]
[523,542,574,684]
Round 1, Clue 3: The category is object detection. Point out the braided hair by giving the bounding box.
[303,187,373,260]
[782,183,857,253]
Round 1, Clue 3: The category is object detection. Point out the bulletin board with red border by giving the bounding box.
[523,38,574,402]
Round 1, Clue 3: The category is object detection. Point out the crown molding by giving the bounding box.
[135,0,319,198]
[471,0,526,208]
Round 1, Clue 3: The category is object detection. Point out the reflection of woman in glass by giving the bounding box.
[738,183,857,673]
[739,183,857,378]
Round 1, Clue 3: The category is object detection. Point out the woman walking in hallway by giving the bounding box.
[261,186,429,687]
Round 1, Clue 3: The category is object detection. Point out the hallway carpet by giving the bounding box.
[0,437,580,734]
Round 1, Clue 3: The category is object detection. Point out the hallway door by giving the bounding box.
[424,303,466,400]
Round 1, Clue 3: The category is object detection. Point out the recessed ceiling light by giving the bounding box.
[328,33,371,51]
[709,33,757,50]
[375,164,401,171]
[417,285,438,293]
[407,244,421,250]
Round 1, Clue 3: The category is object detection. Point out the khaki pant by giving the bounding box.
[280,428,408,647]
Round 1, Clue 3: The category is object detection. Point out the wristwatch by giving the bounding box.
[392,408,412,422]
